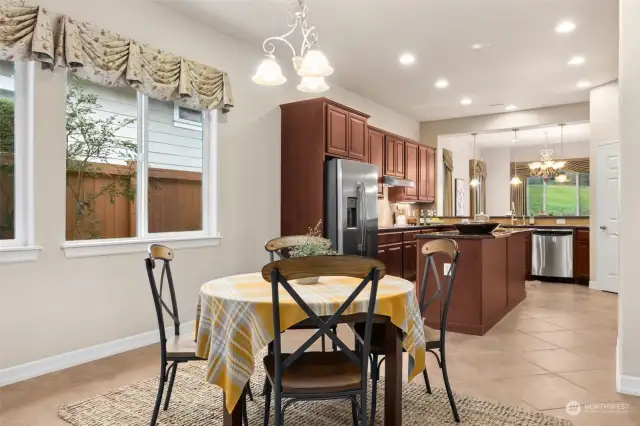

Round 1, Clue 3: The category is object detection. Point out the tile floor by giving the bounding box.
[1,282,639,425]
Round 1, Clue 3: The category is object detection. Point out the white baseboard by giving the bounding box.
[0,321,195,387]
[619,375,640,396]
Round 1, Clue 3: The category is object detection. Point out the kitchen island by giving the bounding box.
[416,229,531,336]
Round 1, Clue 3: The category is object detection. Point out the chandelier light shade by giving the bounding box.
[510,176,523,185]
[470,177,480,187]
[252,54,287,86]
[297,76,330,93]
[253,0,332,92]
[529,131,560,181]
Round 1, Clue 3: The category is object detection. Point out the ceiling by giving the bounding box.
[439,122,590,148]
[160,0,618,122]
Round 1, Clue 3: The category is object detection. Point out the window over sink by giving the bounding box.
[526,171,590,216]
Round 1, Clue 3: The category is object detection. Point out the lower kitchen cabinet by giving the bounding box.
[524,231,532,279]
[403,240,418,281]
[574,229,590,283]
[378,243,403,277]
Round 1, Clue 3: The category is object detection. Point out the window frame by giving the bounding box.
[62,86,220,259]
[0,61,40,263]
[525,172,589,217]
[173,103,203,131]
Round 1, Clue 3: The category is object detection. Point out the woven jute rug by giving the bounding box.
[58,361,571,426]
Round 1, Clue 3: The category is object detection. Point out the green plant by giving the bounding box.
[0,97,14,239]
[66,76,137,239]
[289,219,339,258]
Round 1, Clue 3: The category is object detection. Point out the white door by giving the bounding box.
[596,142,620,293]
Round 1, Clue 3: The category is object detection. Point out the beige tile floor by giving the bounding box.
[1,282,639,425]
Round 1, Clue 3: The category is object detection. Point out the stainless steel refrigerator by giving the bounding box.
[325,159,378,257]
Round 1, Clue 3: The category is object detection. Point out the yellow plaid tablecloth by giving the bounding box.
[195,273,427,413]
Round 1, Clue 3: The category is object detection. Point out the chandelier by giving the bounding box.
[529,129,566,181]
[252,0,333,93]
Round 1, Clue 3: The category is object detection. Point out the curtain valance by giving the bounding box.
[443,148,454,171]
[0,3,234,112]
[469,159,487,179]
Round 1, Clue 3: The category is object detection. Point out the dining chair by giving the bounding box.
[145,244,252,426]
[355,238,461,424]
[261,255,385,426]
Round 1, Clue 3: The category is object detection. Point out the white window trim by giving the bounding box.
[0,61,41,263]
[173,103,202,131]
[62,92,220,258]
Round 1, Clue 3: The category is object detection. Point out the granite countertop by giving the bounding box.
[502,224,589,230]
[416,228,533,240]
[378,224,452,232]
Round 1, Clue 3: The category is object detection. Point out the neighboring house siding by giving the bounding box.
[80,81,203,172]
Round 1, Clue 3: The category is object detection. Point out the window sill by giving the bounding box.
[61,235,222,259]
[0,245,42,264]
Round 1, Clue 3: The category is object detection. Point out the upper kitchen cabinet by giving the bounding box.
[404,141,418,199]
[326,102,369,160]
[420,145,436,202]
[368,127,385,198]
[389,140,434,203]
[385,135,405,177]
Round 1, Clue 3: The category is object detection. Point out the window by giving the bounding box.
[526,171,590,216]
[173,104,202,131]
[0,60,38,262]
[63,73,219,257]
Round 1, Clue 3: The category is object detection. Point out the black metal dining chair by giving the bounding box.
[355,238,461,424]
[145,244,252,426]
[261,255,385,426]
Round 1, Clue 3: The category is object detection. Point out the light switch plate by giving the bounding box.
[443,263,451,276]
[556,218,566,224]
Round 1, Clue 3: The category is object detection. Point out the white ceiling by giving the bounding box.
[440,122,590,148]
[160,0,618,122]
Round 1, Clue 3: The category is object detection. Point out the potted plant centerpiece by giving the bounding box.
[289,220,338,284]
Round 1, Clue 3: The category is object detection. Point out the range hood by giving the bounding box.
[382,175,415,188]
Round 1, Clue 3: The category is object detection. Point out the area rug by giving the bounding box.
[58,361,571,426]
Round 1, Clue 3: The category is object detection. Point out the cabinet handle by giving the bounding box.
[389,247,401,252]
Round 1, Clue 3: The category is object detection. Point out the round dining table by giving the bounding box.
[194,272,427,426]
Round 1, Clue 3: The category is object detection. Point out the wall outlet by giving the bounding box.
[556,218,566,225]
[443,263,451,276]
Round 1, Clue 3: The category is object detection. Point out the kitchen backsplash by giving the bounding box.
[377,186,435,227]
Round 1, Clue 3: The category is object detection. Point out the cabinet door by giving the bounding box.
[326,105,349,157]
[574,230,590,282]
[386,243,404,277]
[368,129,385,197]
[384,136,396,176]
[395,139,405,177]
[426,147,436,201]
[404,142,418,199]
[403,240,417,281]
[348,114,367,161]
[418,145,429,201]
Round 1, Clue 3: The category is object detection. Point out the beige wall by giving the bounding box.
[589,81,619,285]
[0,0,418,370]
[619,0,640,385]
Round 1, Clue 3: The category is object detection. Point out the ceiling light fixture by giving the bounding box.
[460,97,472,106]
[576,80,591,89]
[529,130,565,181]
[399,53,416,65]
[470,42,490,50]
[470,133,480,187]
[568,55,585,66]
[434,79,449,89]
[505,104,518,111]
[252,0,332,92]
[555,20,576,34]
[510,129,522,185]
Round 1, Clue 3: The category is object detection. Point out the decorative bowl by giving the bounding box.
[291,277,320,285]
[453,222,501,235]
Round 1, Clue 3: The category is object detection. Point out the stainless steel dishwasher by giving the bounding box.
[531,229,574,278]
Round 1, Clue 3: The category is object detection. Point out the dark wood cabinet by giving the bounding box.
[368,127,385,198]
[404,142,418,200]
[348,114,367,161]
[403,240,418,281]
[574,230,590,283]
[385,243,404,277]
[524,231,532,279]
[391,141,435,203]
[425,147,436,201]
[385,136,405,177]
[395,139,405,177]
[326,105,349,157]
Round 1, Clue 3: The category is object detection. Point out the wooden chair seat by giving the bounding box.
[263,351,362,394]
[166,334,201,360]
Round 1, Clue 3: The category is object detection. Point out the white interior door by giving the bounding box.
[596,142,620,293]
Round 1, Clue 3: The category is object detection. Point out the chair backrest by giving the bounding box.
[418,239,460,341]
[261,255,385,394]
[264,235,333,262]
[145,244,181,349]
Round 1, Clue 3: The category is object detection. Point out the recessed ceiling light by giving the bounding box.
[505,105,518,111]
[434,79,449,89]
[576,80,591,88]
[399,53,416,65]
[470,42,490,50]
[556,20,576,33]
[460,98,472,105]
[568,55,585,66]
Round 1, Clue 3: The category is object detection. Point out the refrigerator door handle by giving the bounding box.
[357,181,367,256]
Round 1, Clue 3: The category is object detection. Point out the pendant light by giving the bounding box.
[469,133,480,187]
[510,129,522,185]
[555,124,569,183]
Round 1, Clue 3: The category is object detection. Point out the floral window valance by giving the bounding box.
[0,3,234,112]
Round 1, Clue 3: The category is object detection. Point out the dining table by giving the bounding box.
[195,272,427,425]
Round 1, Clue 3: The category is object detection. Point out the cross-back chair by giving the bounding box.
[355,238,462,424]
[261,255,385,426]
